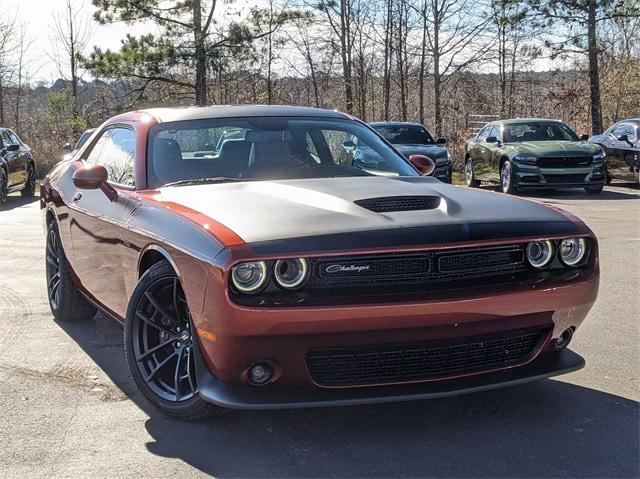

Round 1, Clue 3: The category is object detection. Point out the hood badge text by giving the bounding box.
[325,264,370,273]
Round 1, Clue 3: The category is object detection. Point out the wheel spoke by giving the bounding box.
[135,311,177,338]
[48,272,60,289]
[174,347,185,401]
[185,347,196,394]
[135,337,176,362]
[144,290,175,322]
[144,351,178,383]
[46,253,58,267]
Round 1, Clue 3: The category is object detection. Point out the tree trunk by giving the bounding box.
[433,15,442,136]
[418,2,427,125]
[587,0,603,134]
[192,0,207,106]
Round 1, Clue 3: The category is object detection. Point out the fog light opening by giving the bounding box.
[554,328,574,351]
[248,362,274,386]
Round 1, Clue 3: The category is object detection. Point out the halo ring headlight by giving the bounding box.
[526,240,555,269]
[231,261,269,293]
[559,238,588,267]
[274,258,309,290]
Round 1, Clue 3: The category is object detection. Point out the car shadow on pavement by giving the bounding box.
[59,313,639,478]
[0,195,39,211]
[479,185,640,201]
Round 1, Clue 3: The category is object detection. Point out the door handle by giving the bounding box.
[73,192,83,202]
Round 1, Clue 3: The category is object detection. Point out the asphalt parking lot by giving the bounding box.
[0,185,638,478]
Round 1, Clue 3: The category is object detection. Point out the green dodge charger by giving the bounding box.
[464,118,606,194]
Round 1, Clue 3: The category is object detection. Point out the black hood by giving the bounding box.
[156,176,579,253]
[395,144,449,160]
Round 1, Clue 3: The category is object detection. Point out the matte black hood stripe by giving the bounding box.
[247,221,579,255]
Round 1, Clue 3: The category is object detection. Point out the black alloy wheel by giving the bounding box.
[125,260,212,419]
[45,221,96,321]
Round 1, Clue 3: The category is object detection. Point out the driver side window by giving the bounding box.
[85,127,136,187]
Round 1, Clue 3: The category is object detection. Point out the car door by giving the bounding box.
[68,126,136,316]
[468,125,491,179]
[6,130,29,185]
[607,123,636,181]
[486,124,503,182]
[0,130,23,187]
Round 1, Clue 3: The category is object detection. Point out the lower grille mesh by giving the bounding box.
[307,329,546,387]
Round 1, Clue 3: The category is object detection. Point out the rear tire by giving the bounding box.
[45,221,96,321]
[124,260,213,420]
[21,163,36,197]
[465,158,480,187]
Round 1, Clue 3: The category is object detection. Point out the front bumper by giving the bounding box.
[512,162,605,188]
[190,259,598,409]
[196,348,585,409]
[431,163,452,183]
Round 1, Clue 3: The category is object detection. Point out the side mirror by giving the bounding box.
[486,136,499,144]
[342,140,356,150]
[580,134,589,141]
[435,137,447,145]
[63,143,73,151]
[72,164,117,201]
[617,134,629,142]
[3,144,20,152]
[409,154,436,176]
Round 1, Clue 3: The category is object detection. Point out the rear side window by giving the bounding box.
[84,127,136,187]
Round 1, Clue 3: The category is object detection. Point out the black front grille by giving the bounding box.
[543,174,587,184]
[307,328,547,387]
[538,156,592,168]
[355,196,441,213]
[310,245,525,287]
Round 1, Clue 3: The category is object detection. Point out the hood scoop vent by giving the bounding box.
[355,196,441,213]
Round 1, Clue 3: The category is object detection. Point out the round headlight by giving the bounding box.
[526,240,555,269]
[559,238,588,267]
[273,258,309,290]
[231,261,269,293]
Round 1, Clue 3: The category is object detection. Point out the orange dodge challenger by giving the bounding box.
[41,106,599,419]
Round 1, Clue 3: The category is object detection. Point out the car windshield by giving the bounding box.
[503,122,579,142]
[373,125,435,145]
[148,117,418,188]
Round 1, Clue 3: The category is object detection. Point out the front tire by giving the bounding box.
[45,221,96,321]
[0,168,7,207]
[21,163,36,197]
[500,160,517,194]
[124,260,212,419]
[465,158,480,187]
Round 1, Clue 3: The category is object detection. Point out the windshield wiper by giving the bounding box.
[162,177,242,187]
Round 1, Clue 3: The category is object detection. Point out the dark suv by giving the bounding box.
[370,122,452,183]
[0,128,36,206]
[464,119,605,194]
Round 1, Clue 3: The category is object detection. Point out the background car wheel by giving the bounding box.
[21,163,36,197]
[46,221,97,321]
[0,168,7,208]
[124,260,213,420]
[465,158,480,187]
[584,185,604,194]
[500,161,517,194]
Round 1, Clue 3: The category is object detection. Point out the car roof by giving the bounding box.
[614,119,640,125]
[369,121,425,128]
[131,105,353,123]
[496,118,564,125]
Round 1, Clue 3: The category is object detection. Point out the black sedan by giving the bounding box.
[589,119,639,186]
[370,122,452,183]
[0,128,36,206]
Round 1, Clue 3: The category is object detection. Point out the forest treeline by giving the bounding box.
[0,0,638,174]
